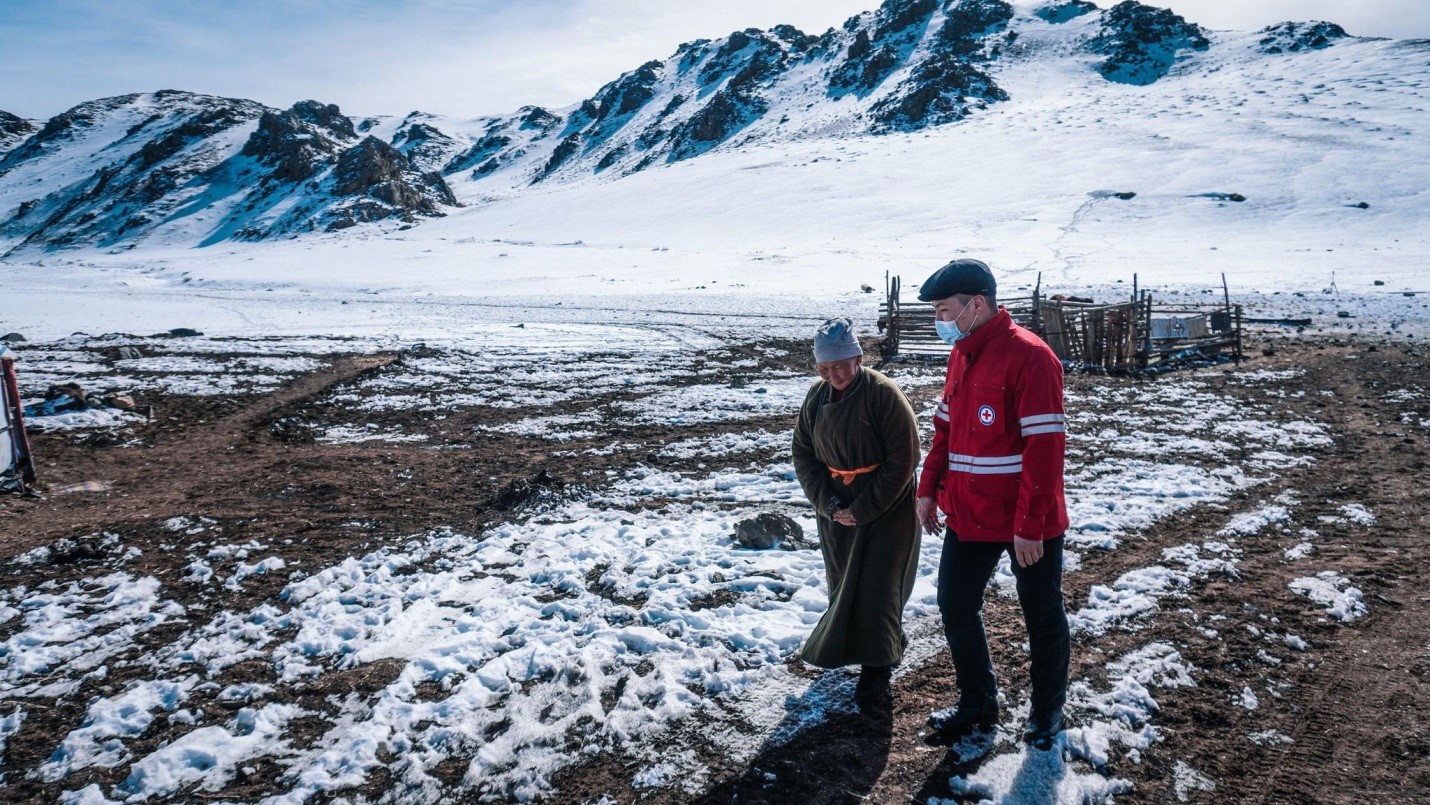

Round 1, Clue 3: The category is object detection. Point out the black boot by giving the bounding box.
[926,695,998,744]
[1022,708,1065,750]
[854,665,892,710]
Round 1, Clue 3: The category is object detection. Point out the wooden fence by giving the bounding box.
[877,273,1242,372]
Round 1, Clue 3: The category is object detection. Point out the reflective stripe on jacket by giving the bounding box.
[916,308,1070,541]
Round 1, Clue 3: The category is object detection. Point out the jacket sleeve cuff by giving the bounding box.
[1014,520,1056,540]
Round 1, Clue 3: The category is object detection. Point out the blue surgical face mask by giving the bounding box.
[935,299,973,345]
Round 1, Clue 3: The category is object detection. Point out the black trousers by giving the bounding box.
[936,528,1070,713]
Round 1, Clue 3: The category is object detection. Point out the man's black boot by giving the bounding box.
[1022,708,1064,750]
[854,665,892,710]
[925,695,998,744]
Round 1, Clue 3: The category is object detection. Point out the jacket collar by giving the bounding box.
[954,307,1013,361]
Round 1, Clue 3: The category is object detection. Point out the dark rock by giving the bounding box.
[1035,1,1098,24]
[393,122,458,172]
[734,513,807,550]
[595,146,627,172]
[270,415,317,444]
[334,136,454,210]
[589,61,664,125]
[681,90,762,144]
[519,106,560,130]
[865,1,1012,127]
[871,0,937,42]
[1,332,24,343]
[1258,21,1348,54]
[136,103,251,167]
[1113,191,1137,200]
[0,97,133,171]
[168,327,203,336]
[1087,1,1209,85]
[47,536,115,564]
[537,133,583,180]
[0,109,36,151]
[290,100,356,139]
[241,104,350,182]
[495,468,559,511]
[1353,201,1370,209]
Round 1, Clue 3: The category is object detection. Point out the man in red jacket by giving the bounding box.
[915,258,1071,750]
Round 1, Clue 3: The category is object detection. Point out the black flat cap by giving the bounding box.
[917,258,997,302]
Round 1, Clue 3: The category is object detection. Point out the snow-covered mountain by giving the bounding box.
[0,0,1401,257]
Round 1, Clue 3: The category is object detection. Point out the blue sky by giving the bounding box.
[2,0,1427,120]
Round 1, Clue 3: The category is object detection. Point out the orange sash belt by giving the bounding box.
[829,463,880,485]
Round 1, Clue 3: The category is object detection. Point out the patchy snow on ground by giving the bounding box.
[22,407,146,433]
[0,324,1347,801]
[1172,760,1218,802]
[1290,571,1367,622]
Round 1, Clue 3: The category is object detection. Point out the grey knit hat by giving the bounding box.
[813,317,862,363]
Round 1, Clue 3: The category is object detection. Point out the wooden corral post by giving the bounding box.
[1142,291,1154,370]
[1032,272,1043,334]
[1235,304,1244,364]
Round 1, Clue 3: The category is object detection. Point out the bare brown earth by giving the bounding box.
[1,335,1427,803]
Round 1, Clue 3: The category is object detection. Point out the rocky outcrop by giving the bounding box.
[0,110,35,154]
[241,100,353,182]
[327,135,456,230]
[0,95,142,174]
[1258,21,1348,54]
[830,0,949,96]
[393,121,459,173]
[1087,1,1209,85]
[869,0,1012,129]
[446,107,559,179]
[1035,0,1097,24]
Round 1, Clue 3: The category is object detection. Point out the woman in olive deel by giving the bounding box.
[791,317,921,709]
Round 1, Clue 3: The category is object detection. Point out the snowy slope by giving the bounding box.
[0,0,1427,340]
[0,92,459,253]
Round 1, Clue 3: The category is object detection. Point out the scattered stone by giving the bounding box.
[1374,280,1385,286]
[1258,21,1348,55]
[734,513,806,550]
[270,415,317,444]
[1035,0,1097,24]
[1087,1,1209,86]
[116,345,144,359]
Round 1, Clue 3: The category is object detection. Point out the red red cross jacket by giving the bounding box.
[916,308,1069,542]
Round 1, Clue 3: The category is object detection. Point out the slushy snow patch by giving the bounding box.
[1338,503,1375,526]
[119,704,299,798]
[42,678,196,780]
[1172,760,1217,801]
[1290,572,1366,622]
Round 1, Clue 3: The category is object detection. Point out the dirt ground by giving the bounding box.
[1,335,1427,803]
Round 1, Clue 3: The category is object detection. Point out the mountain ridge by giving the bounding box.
[0,0,1373,255]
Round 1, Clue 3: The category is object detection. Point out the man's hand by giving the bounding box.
[917,496,942,535]
[833,508,858,527]
[1013,535,1044,568]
